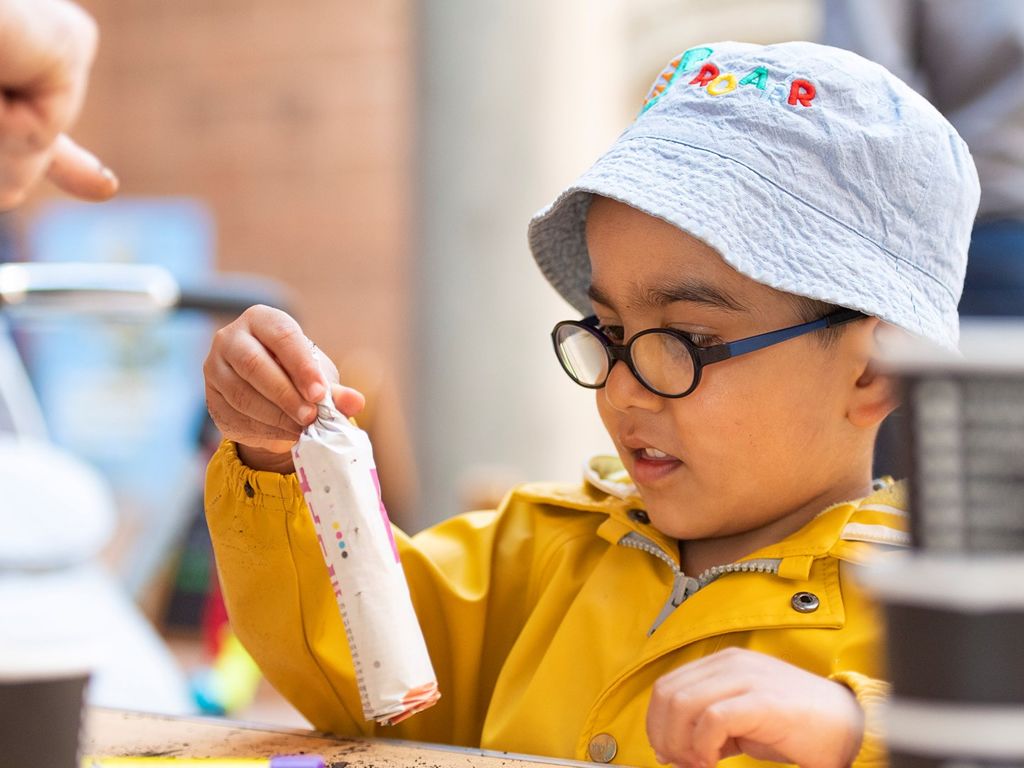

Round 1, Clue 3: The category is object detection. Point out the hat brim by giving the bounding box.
[528,136,959,350]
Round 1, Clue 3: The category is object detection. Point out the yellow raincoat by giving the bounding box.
[206,441,908,767]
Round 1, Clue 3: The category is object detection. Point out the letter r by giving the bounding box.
[788,79,816,107]
[689,63,720,88]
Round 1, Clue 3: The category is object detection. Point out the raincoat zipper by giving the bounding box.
[619,531,782,635]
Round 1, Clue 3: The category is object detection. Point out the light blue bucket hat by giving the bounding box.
[528,41,980,351]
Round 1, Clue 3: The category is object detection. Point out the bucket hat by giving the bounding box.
[528,41,980,350]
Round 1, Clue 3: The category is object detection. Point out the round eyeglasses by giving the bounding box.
[551,307,866,398]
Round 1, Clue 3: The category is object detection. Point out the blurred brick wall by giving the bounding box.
[61,0,415,386]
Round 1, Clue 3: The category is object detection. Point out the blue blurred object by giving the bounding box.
[18,198,215,597]
[189,632,262,716]
[958,219,1024,318]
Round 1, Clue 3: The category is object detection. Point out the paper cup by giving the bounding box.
[862,555,1024,705]
[904,373,1024,553]
[0,649,91,768]
[863,555,1024,766]
[872,321,1024,767]
[879,321,1024,553]
[883,697,1024,767]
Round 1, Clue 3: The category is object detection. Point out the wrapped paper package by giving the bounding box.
[291,372,440,725]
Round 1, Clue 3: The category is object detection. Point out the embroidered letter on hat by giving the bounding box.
[641,47,713,113]
[706,73,738,96]
[679,46,713,73]
[788,78,816,107]
[739,66,768,90]
[689,63,720,88]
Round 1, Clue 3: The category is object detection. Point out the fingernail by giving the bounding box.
[100,166,118,184]
[299,405,316,423]
[307,382,325,401]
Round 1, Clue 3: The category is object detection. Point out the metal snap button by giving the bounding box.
[628,509,650,524]
[244,480,255,498]
[588,733,618,763]
[791,591,820,613]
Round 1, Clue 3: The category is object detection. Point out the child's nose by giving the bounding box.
[602,359,664,413]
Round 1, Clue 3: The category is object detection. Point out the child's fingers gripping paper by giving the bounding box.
[291,356,439,725]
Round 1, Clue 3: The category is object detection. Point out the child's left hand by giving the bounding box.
[646,647,864,768]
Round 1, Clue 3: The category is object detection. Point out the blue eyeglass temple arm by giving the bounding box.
[696,308,868,365]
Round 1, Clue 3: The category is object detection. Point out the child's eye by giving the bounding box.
[597,324,625,343]
[683,332,718,348]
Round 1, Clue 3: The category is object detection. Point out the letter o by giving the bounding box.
[706,73,738,96]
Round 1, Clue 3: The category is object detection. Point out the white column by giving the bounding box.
[413,0,625,525]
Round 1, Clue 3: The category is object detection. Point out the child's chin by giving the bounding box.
[644,506,707,541]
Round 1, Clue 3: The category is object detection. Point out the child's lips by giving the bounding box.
[630,446,684,485]
[637,446,674,460]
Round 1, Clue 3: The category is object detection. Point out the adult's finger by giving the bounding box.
[46,133,117,201]
[0,159,44,209]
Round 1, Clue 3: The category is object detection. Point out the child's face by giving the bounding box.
[586,196,876,558]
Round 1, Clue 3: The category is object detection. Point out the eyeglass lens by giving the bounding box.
[633,331,695,394]
[555,324,610,387]
[554,323,696,396]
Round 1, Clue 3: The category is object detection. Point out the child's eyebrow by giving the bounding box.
[588,277,748,313]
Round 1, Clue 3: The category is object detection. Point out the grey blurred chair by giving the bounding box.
[0,263,290,714]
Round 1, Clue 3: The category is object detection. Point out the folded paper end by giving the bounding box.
[374,681,442,726]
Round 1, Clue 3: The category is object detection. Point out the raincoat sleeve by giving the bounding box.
[828,557,893,768]
[830,670,890,768]
[204,439,542,746]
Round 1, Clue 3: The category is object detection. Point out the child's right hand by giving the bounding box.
[203,305,365,473]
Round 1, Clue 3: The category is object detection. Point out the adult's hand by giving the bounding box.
[204,305,365,474]
[0,0,118,209]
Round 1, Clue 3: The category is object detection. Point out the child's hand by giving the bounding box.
[204,305,365,473]
[646,648,864,768]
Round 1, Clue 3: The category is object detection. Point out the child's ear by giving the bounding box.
[846,320,900,428]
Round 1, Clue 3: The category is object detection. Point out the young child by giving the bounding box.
[203,41,978,768]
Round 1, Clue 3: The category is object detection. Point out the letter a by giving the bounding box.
[739,66,768,90]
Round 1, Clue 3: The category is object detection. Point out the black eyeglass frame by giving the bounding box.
[551,307,867,398]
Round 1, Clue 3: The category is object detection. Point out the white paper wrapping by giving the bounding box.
[291,375,439,725]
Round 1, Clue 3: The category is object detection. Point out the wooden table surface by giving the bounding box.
[84,709,594,768]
